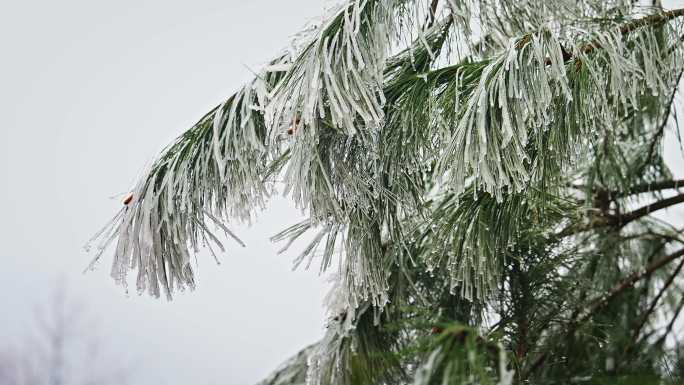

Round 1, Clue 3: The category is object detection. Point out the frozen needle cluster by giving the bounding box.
[89,1,684,384]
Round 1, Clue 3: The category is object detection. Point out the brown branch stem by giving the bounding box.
[632,257,684,340]
[654,295,684,348]
[525,247,684,379]
[580,8,684,57]
[616,192,684,226]
[615,179,684,198]
[583,247,684,319]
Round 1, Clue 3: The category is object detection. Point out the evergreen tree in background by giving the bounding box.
[89,1,684,383]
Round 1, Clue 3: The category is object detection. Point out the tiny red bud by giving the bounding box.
[123,193,134,205]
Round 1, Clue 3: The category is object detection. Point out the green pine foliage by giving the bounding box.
[90,1,684,384]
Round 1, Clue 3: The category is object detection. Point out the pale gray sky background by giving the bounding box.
[2,1,684,385]
[0,1,334,384]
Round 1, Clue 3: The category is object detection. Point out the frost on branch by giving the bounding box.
[440,23,681,200]
[84,74,279,298]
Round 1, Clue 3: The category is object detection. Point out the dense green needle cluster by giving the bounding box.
[90,1,684,384]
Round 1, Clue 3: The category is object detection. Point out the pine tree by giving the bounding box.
[89,1,684,384]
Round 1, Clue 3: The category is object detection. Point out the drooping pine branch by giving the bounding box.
[85,2,684,384]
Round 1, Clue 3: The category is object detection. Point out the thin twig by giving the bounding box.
[632,257,684,340]
[615,179,684,198]
[579,9,684,57]
[426,0,440,28]
[654,295,684,348]
[525,247,684,379]
[617,192,684,226]
[583,247,684,318]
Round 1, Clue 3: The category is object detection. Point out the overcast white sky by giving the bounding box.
[0,1,334,384]
[2,1,684,385]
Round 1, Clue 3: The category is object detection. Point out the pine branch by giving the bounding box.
[585,247,684,317]
[536,9,684,66]
[92,3,684,381]
[654,295,684,348]
[617,192,684,226]
[525,247,684,378]
[632,257,684,340]
[577,8,684,58]
[560,192,684,237]
[616,179,684,198]
[257,344,314,385]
